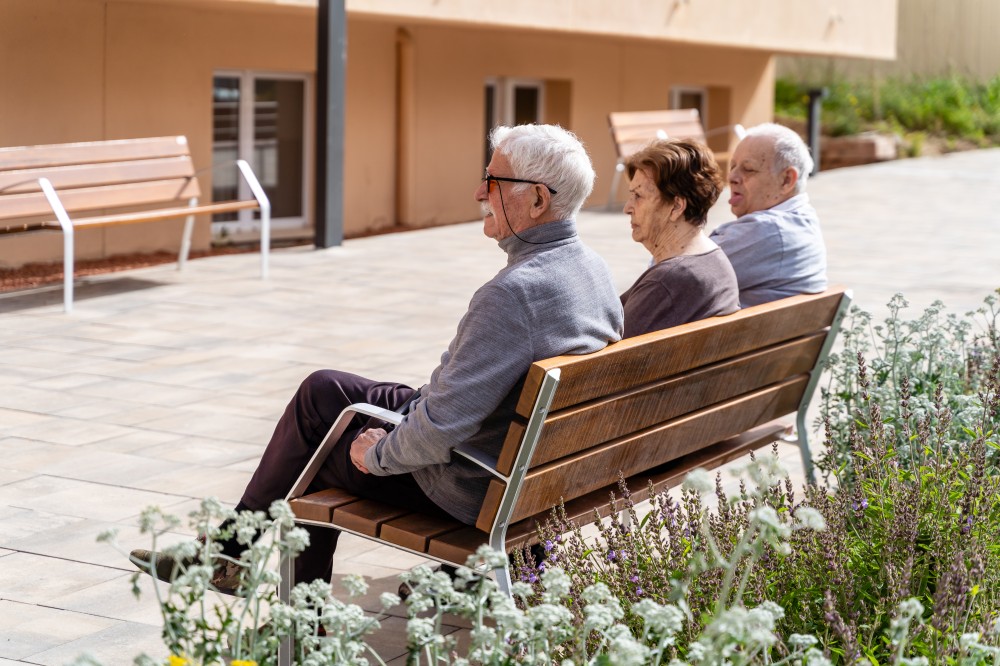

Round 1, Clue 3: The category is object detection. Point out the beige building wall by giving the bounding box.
[0,0,895,269]
[0,0,320,267]
[396,23,774,226]
[779,0,998,82]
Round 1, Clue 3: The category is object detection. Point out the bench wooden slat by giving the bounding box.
[68,200,261,229]
[535,420,789,534]
[0,156,196,195]
[332,500,410,537]
[516,291,843,418]
[380,513,466,552]
[481,375,807,530]
[0,136,191,171]
[428,526,494,563]
[289,488,361,522]
[419,422,789,564]
[0,200,262,234]
[613,122,706,145]
[0,178,202,221]
[608,109,708,159]
[497,332,825,475]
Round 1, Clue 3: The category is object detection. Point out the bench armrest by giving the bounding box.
[285,402,404,500]
[452,443,505,480]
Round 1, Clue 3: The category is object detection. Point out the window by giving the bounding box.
[212,72,312,238]
[670,86,708,121]
[483,78,545,165]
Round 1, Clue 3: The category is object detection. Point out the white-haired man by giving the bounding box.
[709,122,827,307]
[131,124,624,591]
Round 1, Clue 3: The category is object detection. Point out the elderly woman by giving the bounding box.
[620,139,739,338]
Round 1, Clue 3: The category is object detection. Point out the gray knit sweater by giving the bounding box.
[363,219,624,525]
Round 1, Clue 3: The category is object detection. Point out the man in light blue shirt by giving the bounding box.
[709,123,827,307]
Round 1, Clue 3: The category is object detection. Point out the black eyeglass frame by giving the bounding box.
[483,169,557,195]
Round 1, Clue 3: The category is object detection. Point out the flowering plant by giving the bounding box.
[818,290,999,472]
[517,291,1000,665]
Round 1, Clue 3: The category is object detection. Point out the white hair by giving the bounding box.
[744,123,814,193]
[490,124,596,219]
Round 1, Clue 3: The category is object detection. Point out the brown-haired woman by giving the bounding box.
[620,138,739,338]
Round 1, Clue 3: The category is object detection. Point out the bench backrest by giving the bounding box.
[475,288,848,532]
[0,136,200,224]
[608,109,709,161]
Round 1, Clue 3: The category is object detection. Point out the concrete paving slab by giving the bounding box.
[0,148,997,662]
[0,600,120,661]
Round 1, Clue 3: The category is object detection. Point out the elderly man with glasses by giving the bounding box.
[131,124,624,592]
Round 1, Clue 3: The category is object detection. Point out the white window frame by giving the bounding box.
[484,78,545,166]
[503,78,545,126]
[486,77,545,128]
[212,69,314,237]
[670,85,708,122]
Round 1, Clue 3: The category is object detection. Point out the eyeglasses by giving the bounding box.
[483,169,557,194]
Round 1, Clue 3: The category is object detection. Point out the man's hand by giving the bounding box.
[350,427,387,474]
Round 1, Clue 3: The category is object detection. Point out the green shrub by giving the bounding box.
[775,76,1000,145]
[517,291,1000,665]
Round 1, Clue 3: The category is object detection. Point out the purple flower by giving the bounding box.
[538,562,546,572]
[607,550,617,561]
[528,573,538,583]
[962,515,973,534]
[544,540,554,552]
[630,575,640,583]
[636,587,644,596]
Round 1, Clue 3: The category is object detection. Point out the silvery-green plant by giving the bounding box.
[818,290,999,473]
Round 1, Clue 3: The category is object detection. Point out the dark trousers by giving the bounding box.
[241,369,447,583]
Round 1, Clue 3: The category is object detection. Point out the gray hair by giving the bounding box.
[744,123,814,193]
[490,124,595,219]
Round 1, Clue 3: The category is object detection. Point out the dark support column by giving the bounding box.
[806,87,829,176]
[315,0,346,248]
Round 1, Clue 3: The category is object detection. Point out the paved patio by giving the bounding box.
[1,148,998,664]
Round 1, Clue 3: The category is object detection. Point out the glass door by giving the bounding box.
[483,78,544,166]
[212,72,312,237]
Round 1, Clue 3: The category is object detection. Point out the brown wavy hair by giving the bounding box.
[624,139,723,226]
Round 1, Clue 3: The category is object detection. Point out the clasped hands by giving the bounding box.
[349,427,387,474]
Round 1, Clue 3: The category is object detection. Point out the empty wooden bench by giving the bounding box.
[0,135,270,312]
[607,108,746,208]
[281,287,851,609]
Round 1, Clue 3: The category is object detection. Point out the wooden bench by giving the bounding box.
[280,287,851,612]
[0,136,270,313]
[606,108,746,208]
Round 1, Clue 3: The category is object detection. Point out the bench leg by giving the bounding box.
[796,411,815,484]
[493,560,513,597]
[236,159,271,280]
[278,527,294,666]
[606,162,624,211]
[259,202,270,280]
[38,178,75,313]
[62,227,74,314]
[178,197,197,271]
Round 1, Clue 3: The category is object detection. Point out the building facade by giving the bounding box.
[780,0,999,83]
[0,0,897,268]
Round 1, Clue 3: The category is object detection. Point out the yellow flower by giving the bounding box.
[167,656,191,666]
[231,661,258,666]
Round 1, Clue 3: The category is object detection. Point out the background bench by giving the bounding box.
[281,287,851,608]
[606,109,746,208]
[0,135,270,312]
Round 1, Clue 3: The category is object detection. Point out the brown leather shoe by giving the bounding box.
[129,545,244,597]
